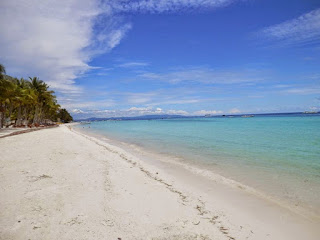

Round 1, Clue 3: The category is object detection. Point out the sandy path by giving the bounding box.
[0,125,319,239]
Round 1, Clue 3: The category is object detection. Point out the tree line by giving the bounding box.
[0,64,73,128]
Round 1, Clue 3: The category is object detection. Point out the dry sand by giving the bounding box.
[0,125,319,240]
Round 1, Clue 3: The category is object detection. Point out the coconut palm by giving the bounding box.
[0,64,72,128]
[0,77,16,127]
[12,78,35,126]
[29,77,51,124]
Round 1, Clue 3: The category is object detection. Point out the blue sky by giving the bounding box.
[1,0,320,118]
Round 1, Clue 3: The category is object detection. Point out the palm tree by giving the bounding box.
[22,87,38,126]
[0,64,5,79]
[29,77,59,125]
[0,64,73,128]
[29,77,49,125]
[13,78,34,126]
[0,77,16,127]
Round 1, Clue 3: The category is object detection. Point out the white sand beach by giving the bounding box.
[0,125,319,240]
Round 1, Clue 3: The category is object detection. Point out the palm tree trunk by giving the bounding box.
[0,110,3,129]
[33,105,38,125]
[1,103,8,128]
[37,104,43,125]
[16,104,22,126]
[0,103,4,128]
[6,103,13,127]
[38,107,42,124]
[22,106,28,127]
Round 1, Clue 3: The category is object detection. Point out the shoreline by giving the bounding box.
[1,125,319,239]
[70,125,320,235]
[74,124,320,221]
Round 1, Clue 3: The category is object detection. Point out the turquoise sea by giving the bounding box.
[76,113,320,217]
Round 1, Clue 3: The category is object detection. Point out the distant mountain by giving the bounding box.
[75,114,191,122]
[74,112,319,122]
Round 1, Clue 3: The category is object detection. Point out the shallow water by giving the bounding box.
[75,114,320,217]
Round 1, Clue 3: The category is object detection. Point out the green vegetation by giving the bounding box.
[57,109,73,123]
[0,64,73,128]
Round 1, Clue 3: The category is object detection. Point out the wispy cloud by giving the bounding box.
[123,91,202,106]
[110,0,237,13]
[280,86,320,95]
[138,67,264,84]
[193,110,223,115]
[60,98,116,110]
[60,84,243,115]
[120,87,239,107]
[258,8,320,46]
[117,61,149,68]
[125,92,158,104]
[167,109,189,115]
[148,99,201,106]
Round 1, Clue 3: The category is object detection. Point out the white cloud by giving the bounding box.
[0,0,131,93]
[128,106,152,111]
[259,8,320,46]
[138,67,264,84]
[193,110,223,115]
[71,109,86,114]
[228,108,241,114]
[111,0,236,13]
[167,109,188,115]
[127,106,164,115]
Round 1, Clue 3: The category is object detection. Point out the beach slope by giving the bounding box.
[0,126,319,240]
